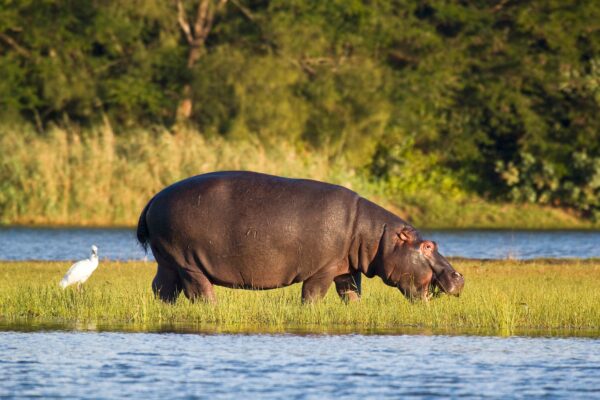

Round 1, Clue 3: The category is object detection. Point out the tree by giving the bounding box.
[175,0,228,122]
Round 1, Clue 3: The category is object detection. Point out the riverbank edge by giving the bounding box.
[1,317,599,339]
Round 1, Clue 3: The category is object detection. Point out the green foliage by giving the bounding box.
[0,0,181,125]
[0,0,598,218]
[496,151,600,219]
[436,1,600,215]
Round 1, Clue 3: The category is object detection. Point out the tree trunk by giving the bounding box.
[175,0,227,123]
[176,85,194,120]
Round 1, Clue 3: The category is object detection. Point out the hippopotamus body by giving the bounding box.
[137,171,464,303]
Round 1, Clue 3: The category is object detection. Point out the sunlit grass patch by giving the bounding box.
[1,259,599,336]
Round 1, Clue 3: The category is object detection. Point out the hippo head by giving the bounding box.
[381,226,464,301]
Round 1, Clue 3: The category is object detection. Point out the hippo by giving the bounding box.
[137,171,464,303]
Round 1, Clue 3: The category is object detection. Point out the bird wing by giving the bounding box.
[61,260,95,286]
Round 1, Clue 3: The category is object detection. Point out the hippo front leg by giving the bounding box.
[334,270,361,303]
[398,278,431,303]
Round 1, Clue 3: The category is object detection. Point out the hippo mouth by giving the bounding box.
[428,278,444,299]
[429,270,464,298]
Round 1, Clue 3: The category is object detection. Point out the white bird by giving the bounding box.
[59,245,99,290]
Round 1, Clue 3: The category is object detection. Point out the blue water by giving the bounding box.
[0,227,598,261]
[0,331,598,399]
[424,229,600,260]
[0,227,142,261]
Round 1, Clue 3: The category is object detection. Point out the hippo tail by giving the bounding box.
[136,197,153,254]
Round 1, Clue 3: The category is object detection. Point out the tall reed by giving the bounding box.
[0,124,367,226]
[0,124,594,228]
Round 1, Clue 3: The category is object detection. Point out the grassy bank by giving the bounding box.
[1,260,599,336]
[0,124,595,229]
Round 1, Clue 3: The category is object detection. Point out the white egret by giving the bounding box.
[59,245,99,290]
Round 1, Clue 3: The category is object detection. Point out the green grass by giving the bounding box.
[1,259,599,336]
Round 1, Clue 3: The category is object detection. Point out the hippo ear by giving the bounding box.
[398,227,417,243]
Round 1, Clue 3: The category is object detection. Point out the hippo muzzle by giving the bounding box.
[431,268,464,297]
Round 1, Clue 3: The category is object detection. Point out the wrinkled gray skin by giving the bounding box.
[137,171,464,303]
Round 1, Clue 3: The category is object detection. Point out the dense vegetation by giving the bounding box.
[1,259,600,336]
[0,0,598,224]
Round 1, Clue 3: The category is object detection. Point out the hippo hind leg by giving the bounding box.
[152,264,183,303]
[334,271,361,303]
[177,265,216,304]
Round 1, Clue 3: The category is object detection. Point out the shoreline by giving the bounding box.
[1,317,599,339]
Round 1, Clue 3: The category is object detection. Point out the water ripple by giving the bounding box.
[1,332,598,398]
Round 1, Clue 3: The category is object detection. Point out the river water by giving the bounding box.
[0,330,598,399]
[0,227,599,261]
